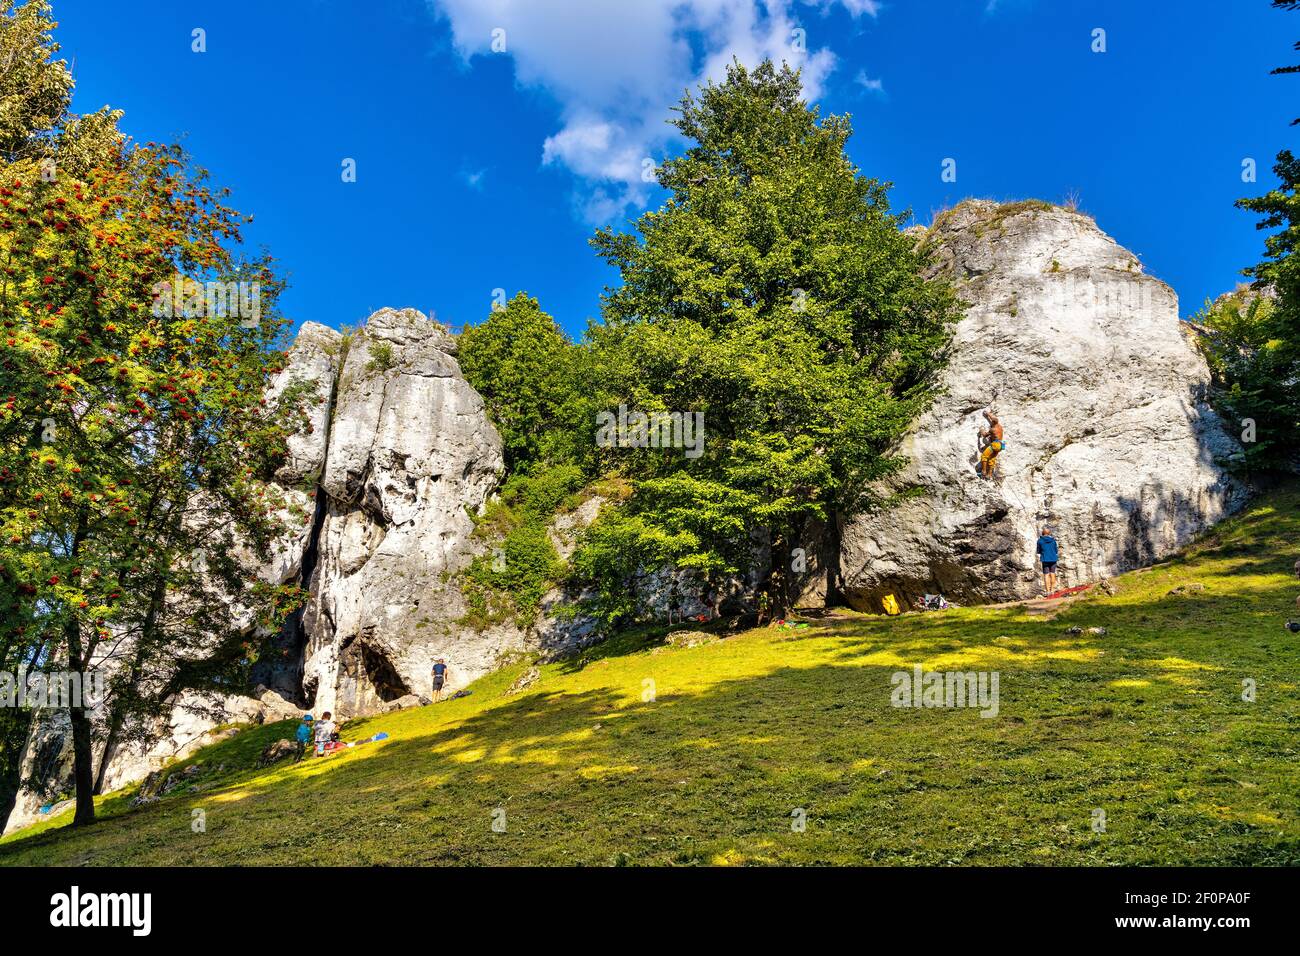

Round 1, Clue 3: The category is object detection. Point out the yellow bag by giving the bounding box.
[881,593,901,616]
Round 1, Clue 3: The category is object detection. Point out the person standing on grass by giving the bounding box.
[431,659,449,702]
[1036,527,1060,596]
[294,714,314,762]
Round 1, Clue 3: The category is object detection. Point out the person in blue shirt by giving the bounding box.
[293,714,314,763]
[431,659,449,702]
[1036,527,1060,595]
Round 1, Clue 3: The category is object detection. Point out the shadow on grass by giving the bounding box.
[4,484,1297,865]
[4,604,1298,866]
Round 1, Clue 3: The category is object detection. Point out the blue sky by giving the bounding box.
[50,0,1295,339]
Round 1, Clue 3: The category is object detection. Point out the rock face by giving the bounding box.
[270,320,342,487]
[299,308,508,715]
[2,687,300,835]
[193,308,728,720]
[839,200,1248,608]
[251,321,343,697]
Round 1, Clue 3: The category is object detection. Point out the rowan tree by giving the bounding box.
[0,0,314,824]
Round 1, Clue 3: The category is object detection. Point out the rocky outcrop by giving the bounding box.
[269,321,341,488]
[8,306,576,835]
[839,200,1248,608]
[258,739,300,767]
[299,308,508,715]
[251,322,342,696]
[2,686,301,835]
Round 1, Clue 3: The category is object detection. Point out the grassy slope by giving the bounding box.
[3,486,1299,867]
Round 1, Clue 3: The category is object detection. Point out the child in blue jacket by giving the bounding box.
[294,714,314,762]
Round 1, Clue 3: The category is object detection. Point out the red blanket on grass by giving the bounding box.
[1045,584,1091,600]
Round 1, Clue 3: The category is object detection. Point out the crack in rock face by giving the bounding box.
[839,200,1249,610]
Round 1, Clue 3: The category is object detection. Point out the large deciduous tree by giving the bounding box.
[0,0,311,825]
[457,292,586,473]
[1233,152,1300,470]
[577,60,960,623]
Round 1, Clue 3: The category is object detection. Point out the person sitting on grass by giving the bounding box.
[1036,527,1060,596]
[294,714,314,763]
[314,711,336,756]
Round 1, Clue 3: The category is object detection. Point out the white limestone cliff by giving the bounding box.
[838,200,1248,608]
[299,308,509,714]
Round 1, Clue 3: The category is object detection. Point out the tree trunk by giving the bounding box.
[63,516,97,826]
[93,575,163,795]
[65,609,97,825]
[68,701,96,826]
[92,711,122,796]
[769,531,793,620]
[824,511,845,607]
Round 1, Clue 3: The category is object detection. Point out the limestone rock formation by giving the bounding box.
[839,200,1248,608]
[300,308,508,715]
[250,321,342,697]
[270,320,342,487]
[2,687,300,835]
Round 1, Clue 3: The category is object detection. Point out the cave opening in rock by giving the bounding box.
[338,634,411,713]
[360,644,410,702]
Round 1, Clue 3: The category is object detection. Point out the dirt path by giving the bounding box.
[983,587,1096,617]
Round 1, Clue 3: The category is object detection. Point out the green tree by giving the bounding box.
[1266,0,1300,124]
[0,0,81,828]
[1232,151,1300,470]
[0,0,69,159]
[1202,1,1300,473]
[1192,286,1296,472]
[0,2,311,825]
[459,465,586,629]
[457,292,586,472]
[0,1,121,174]
[575,61,959,622]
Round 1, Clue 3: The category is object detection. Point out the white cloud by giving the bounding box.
[854,69,884,94]
[808,0,882,15]
[428,0,877,223]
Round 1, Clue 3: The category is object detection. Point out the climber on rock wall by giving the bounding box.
[978,409,1004,479]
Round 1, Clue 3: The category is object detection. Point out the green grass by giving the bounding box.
[4,486,1300,866]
